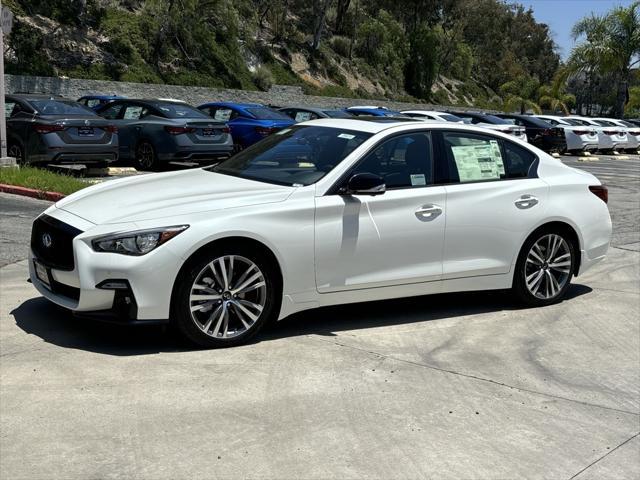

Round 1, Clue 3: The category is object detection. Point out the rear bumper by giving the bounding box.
[158,145,234,163]
[30,149,119,165]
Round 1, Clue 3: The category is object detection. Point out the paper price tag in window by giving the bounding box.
[410,174,426,186]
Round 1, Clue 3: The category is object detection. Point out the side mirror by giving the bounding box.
[343,172,386,195]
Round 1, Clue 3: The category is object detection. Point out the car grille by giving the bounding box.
[31,215,82,271]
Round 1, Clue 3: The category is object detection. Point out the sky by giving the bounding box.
[520,0,635,59]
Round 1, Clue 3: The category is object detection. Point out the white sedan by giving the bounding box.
[535,115,600,153]
[29,119,612,347]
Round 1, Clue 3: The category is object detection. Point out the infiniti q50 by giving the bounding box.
[29,119,611,348]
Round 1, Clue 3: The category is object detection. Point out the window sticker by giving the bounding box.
[295,112,312,122]
[451,141,505,182]
[214,109,232,121]
[410,174,426,186]
[338,133,355,140]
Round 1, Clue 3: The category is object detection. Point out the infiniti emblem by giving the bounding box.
[41,233,52,248]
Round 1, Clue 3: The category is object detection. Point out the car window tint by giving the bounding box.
[444,132,506,183]
[123,105,144,120]
[502,141,537,178]
[351,132,433,189]
[30,100,92,115]
[100,103,123,119]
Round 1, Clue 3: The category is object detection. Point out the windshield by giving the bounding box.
[155,103,210,119]
[595,120,617,127]
[30,100,94,116]
[210,126,372,186]
[245,107,292,120]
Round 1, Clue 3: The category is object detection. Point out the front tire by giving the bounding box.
[8,143,25,164]
[172,246,280,348]
[513,228,576,306]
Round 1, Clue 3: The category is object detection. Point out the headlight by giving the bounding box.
[92,225,189,256]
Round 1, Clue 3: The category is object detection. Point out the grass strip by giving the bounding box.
[0,166,88,196]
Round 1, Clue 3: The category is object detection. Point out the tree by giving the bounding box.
[569,2,640,117]
[499,74,542,114]
[538,69,576,114]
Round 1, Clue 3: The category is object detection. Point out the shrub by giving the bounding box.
[330,36,351,58]
[253,66,274,91]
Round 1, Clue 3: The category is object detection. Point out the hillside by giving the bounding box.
[3,0,560,109]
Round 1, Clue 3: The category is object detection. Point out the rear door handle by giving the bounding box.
[415,204,443,221]
[515,195,539,209]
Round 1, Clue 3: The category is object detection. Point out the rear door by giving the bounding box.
[437,130,549,279]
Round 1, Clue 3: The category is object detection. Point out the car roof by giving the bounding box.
[280,106,337,112]
[7,93,67,100]
[79,94,123,99]
[199,102,264,108]
[401,110,451,116]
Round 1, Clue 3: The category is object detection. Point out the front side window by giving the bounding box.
[85,99,102,108]
[100,103,123,119]
[122,105,150,120]
[210,126,371,186]
[4,101,16,119]
[156,103,208,119]
[210,108,234,122]
[348,132,433,189]
[443,132,536,183]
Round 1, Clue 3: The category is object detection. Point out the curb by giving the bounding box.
[0,184,65,202]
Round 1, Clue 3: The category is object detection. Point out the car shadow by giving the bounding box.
[11,284,593,356]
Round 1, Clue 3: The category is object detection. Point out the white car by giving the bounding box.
[535,115,599,153]
[29,119,612,348]
[568,116,628,152]
[400,110,465,123]
[591,118,640,152]
[447,111,529,143]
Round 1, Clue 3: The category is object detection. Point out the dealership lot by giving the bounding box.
[1,154,638,478]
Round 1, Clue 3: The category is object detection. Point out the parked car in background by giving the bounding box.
[29,119,612,348]
[568,116,628,152]
[624,118,640,127]
[346,106,409,117]
[198,102,294,149]
[447,111,528,142]
[96,99,233,170]
[5,94,119,166]
[535,115,599,154]
[279,106,354,122]
[401,110,465,123]
[496,114,566,153]
[77,94,126,111]
[590,118,639,152]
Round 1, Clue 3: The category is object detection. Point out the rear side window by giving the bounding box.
[4,101,16,119]
[85,99,102,108]
[294,111,318,122]
[100,103,124,119]
[442,132,536,183]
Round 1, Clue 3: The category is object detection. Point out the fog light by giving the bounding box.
[96,280,130,290]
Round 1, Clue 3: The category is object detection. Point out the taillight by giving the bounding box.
[542,128,552,136]
[255,126,278,136]
[165,126,196,135]
[222,126,231,134]
[631,130,640,135]
[32,123,65,134]
[104,125,118,134]
[572,130,589,135]
[603,130,617,135]
[589,185,608,204]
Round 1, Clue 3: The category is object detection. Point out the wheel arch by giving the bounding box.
[170,235,284,318]
[517,220,582,276]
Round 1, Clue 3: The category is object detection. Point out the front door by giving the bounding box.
[314,131,446,292]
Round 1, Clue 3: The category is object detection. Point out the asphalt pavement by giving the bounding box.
[1,154,638,479]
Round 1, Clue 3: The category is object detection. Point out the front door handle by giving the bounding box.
[515,195,539,209]
[415,204,443,221]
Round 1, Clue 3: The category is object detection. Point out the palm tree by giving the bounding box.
[499,75,542,114]
[538,69,576,114]
[568,2,640,118]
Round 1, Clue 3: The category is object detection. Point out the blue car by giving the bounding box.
[345,106,408,117]
[78,94,126,111]
[197,102,295,149]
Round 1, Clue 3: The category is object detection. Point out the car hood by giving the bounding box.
[56,169,295,224]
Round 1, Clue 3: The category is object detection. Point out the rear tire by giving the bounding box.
[172,245,280,348]
[134,141,159,171]
[512,227,576,307]
[8,143,25,164]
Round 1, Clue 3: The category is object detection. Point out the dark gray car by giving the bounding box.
[96,99,233,170]
[5,94,119,166]
[278,106,354,122]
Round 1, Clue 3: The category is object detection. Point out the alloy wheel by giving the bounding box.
[8,144,22,161]
[189,255,267,339]
[525,234,572,299]
[137,143,155,169]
